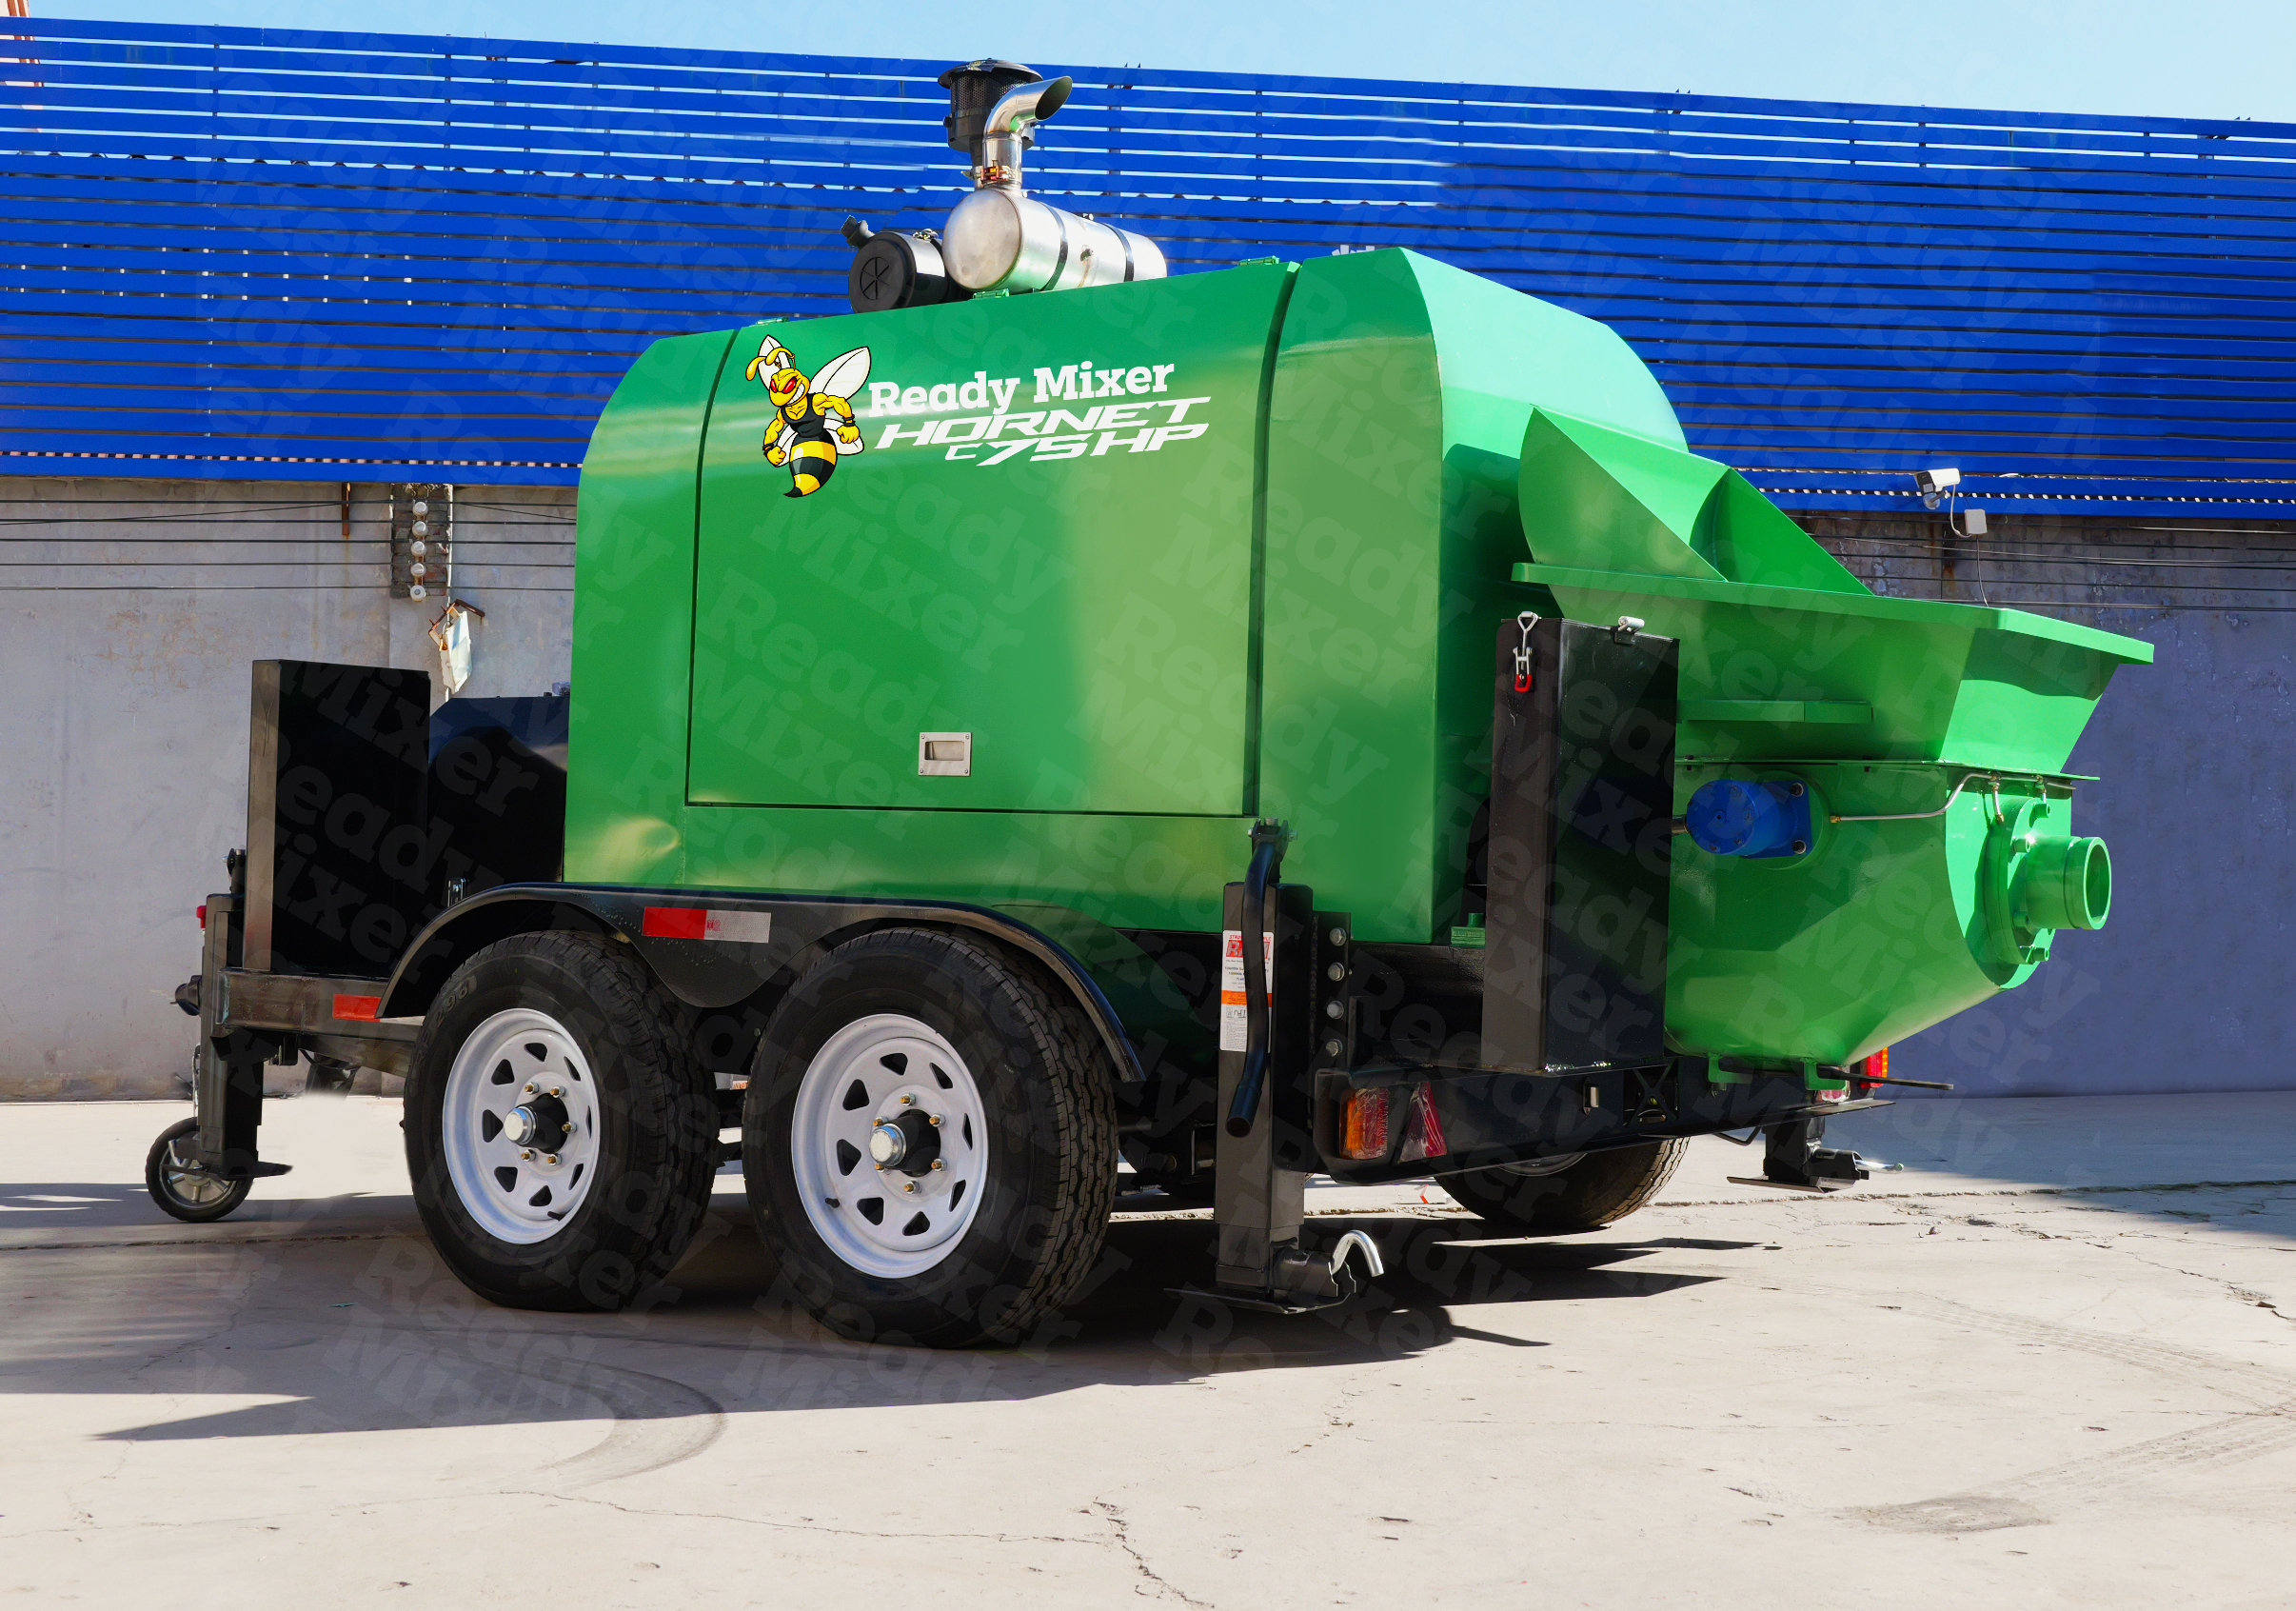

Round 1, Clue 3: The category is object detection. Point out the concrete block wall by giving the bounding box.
[0,477,573,1098]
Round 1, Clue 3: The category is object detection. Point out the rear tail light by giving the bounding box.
[1861,1046,1890,1086]
[196,903,207,930]
[1337,1088,1390,1161]
[1395,1083,1449,1164]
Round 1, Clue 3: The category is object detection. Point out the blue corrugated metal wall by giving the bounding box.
[5,18,2294,512]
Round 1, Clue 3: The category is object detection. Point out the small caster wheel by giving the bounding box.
[145,1118,251,1223]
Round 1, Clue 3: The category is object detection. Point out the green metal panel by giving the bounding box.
[570,269,1305,932]
[1668,766,2056,1065]
[1520,408,1867,594]
[565,327,731,886]
[688,268,1292,816]
[1260,249,1693,942]
[1518,563,2148,769]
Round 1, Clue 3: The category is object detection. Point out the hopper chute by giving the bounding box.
[1509,402,2153,1050]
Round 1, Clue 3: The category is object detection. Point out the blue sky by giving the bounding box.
[30,0,2296,125]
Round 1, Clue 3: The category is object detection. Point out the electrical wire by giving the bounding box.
[0,507,342,526]
[0,563,574,570]
[0,536,572,547]
[1810,527,2296,563]
[0,510,573,527]
[6,584,576,593]
[1988,602,2296,614]
[1873,581,2296,602]
[1826,542,2296,573]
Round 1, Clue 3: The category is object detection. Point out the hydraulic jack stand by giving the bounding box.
[191,890,291,1183]
[1174,824,1385,1313]
[1728,1116,1870,1194]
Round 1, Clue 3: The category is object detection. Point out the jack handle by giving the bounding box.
[1224,819,1289,1138]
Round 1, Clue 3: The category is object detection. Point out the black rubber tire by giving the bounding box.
[145,1117,252,1223]
[405,932,718,1312]
[744,927,1118,1349]
[1438,1140,1688,1233]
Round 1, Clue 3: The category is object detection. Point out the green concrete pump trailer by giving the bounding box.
[153,63,2151,1344]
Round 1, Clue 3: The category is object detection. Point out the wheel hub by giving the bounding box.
[503,1094,570,1153]
[869,1108,941,1176]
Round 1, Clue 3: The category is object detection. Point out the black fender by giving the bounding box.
[378,882,1172,1085]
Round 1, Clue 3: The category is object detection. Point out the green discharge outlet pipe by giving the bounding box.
[2016,836,2112,932]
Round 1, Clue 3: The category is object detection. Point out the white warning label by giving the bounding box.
[1218,928,1276,1052]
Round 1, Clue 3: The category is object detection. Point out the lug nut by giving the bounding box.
[548,1086,564,1098]
[900,1094,915,1106]
[524,1083,537,1094]
[544,1154,559,1165]
[901,1182,919,1194]
[928,1114,941,1126]
[931,1159,944,1170]
[521,1149,533,1161]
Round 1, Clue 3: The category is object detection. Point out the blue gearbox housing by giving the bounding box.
[1686,776,1813,859]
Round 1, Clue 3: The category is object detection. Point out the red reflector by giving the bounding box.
[1395,1083,1449,1164]
[1337,1088,1390,1161]
[639,905,773,943]
[642,905,708,940]
[333,994,382,1022]
[1864,1046,1890,1084]
[196,903,208,930]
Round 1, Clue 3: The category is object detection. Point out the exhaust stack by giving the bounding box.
[842,58,1165,313]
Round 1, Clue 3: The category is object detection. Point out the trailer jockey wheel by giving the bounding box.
[744,927,1118,1348]
[1437,1140,1688,1234]
[145,1118,252,1223]
[404,932,719,1312]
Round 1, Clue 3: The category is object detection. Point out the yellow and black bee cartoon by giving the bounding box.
[746,333,869,498]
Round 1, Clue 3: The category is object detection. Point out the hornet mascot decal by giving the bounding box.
[747,332,869,497]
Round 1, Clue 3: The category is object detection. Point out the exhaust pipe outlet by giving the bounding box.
[951,67,1074,188]
[841,59,1165,310]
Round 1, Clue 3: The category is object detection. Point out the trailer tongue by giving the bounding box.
[153,63,2150,1342]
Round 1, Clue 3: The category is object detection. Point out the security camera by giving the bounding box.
[1914,466,1960,510]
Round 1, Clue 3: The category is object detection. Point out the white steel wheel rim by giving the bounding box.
[790,1012,989,1280]
[442,1007,601,1244]
[161,1133,234,1207]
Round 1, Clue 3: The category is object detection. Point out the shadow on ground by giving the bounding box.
[0,1203,1745,1454]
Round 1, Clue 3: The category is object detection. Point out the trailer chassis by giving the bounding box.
[173,870,1883,1309]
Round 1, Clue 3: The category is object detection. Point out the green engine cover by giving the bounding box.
[565,246,2150,1072]
[691,268,1289,818]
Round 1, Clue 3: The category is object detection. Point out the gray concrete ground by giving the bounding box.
[4,1092,2293,1608]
